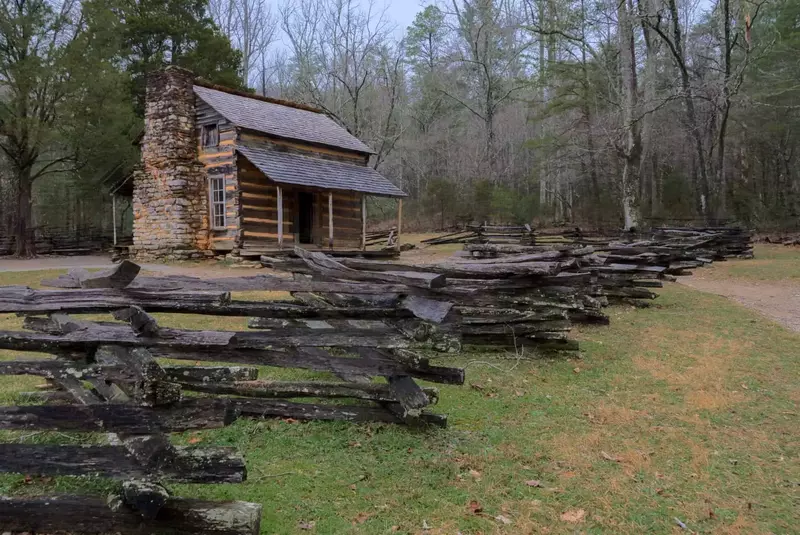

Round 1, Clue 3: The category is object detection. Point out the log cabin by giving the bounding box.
[130,66,405,261]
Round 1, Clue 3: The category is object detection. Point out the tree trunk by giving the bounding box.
[14,170,35,258]
[715,0,732,218]
[666,0,711,219]
[638,0,660,217]
[618,0,642,230]
[580,0,600,222]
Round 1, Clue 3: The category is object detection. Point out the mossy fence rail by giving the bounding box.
[0,261,468,532]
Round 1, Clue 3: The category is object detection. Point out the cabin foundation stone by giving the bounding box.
[132,66,208,261]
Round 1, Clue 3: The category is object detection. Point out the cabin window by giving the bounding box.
[209,177,226,229]
[201,124,219,148]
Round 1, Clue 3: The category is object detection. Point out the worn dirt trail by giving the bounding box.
[680,276,800,332]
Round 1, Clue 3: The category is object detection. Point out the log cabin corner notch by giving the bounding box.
[131,66,406,261]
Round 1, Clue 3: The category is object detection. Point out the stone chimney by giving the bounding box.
[132,66,209,260]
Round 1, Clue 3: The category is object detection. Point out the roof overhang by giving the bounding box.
[236,142,406,198]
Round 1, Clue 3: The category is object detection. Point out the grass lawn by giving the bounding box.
[698,244,800,281]
[0,259,798,534]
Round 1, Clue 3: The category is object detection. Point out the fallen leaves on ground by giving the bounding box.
[298,520,315,530]
[352,511,371,524]
[495,514,512,525]
[525,479,541,487]
[467,500,483,514]
[601,450,621,462]
[560,509,586,523]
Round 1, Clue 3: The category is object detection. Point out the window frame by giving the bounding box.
[201,123,220,148]
[209,176,226,230]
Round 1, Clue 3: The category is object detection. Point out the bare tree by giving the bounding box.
[281,0,404,167]
[647,0,711,216]
[440,0,533,181]
[617,0,642,229]
[210,0,278,86]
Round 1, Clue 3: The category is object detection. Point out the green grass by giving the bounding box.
[0,267,798,534]
[700,244,800,281]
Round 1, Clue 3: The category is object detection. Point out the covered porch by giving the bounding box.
[235,142,406,255]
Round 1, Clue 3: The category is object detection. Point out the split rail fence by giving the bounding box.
[0,260,469,531]
[265,225,755,356]
[421,224,754,260]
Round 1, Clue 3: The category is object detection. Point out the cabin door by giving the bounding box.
[297,192,315,244]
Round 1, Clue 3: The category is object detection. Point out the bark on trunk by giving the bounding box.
[715,0,732,217]
[14,170,35,258]
[618,0,642,230]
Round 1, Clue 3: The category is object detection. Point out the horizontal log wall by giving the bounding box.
[238,156,295,248]
[196,97,238,251]
[237,157,364,250]
[238,132,369,165]
[320,190,363,249]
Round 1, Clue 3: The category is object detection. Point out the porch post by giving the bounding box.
[361,195,366,251]
[277,186,284,248]
[397,198,403,247]
[111,194,117,246]
[328,191,334,249]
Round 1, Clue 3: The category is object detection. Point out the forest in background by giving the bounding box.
[1,0,799,255]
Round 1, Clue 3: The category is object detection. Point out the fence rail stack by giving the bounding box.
[4,261,464,428]
[420,224,535,246]
[263,247,599,352]
[0,270,262,532]
[651,226,754,259]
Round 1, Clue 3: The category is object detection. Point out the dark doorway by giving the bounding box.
[298,192,315,244]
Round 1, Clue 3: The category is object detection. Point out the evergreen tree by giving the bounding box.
[86,0,245,113]
[0,0,136,256]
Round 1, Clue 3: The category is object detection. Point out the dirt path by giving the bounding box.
[680,276,800,332]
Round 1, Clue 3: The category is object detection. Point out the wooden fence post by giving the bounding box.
[277,186,283,249]
[328,192,334,249]
[397,199,403,247]
[361,195,366,251]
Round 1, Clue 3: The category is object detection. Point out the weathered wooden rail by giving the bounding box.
[263,247,589,351]
[4,262,464,424]
[0,338,261,533]
[0,259,474,531]
[650,226,754,259]
[421,224,754,262]
[420,224,534,245]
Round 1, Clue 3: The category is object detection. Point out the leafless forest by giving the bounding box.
[1,0,798,246]
[217,0,798,229]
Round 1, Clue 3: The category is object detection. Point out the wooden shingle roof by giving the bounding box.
[237,141,406,198]
[193,85,375,155]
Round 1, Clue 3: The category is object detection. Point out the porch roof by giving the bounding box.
[236,141,407,198]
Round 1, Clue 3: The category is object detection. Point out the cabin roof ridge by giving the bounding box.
[193,78,323,114]
[193,83,376,155]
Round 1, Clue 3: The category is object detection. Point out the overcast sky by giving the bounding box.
[381,0,426,38]
[273,0,426,47]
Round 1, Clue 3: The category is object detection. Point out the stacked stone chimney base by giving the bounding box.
[132,66,209,261]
